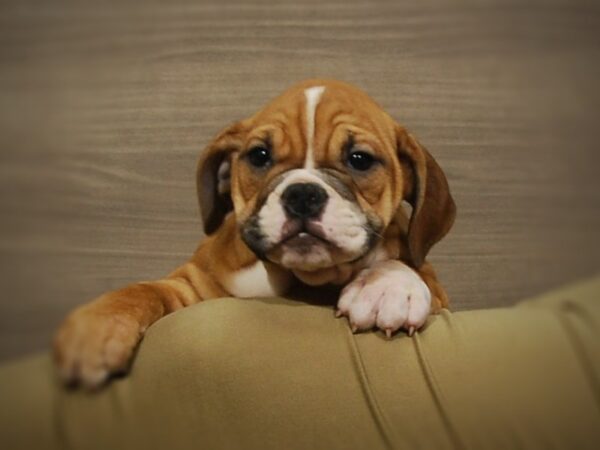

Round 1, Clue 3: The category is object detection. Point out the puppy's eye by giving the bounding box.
[246,146,272,169]
[347,150,376,171]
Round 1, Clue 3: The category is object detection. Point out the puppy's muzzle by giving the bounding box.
[281,183,328,220]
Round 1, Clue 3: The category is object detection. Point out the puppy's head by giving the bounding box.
[197,80,455,279]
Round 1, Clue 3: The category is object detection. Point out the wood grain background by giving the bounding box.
[1,0,599,361]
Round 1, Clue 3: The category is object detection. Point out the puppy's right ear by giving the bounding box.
[196,121,247,235]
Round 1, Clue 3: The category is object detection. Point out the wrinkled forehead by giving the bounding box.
[246,80,396,164]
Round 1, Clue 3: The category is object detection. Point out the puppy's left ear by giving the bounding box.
[396,126,456,268]
[196,121,247,235]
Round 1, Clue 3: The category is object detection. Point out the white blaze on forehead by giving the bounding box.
[303,86,326,169]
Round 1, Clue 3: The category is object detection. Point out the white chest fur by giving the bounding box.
[223,261,290,298]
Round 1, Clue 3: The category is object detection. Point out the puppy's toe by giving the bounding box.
[399,276,432,333]
[102,328,139,375]
[79,357,109,390]
[336,280,363,317]
[375,285,410,334]
[347,291,382,332]
[53,319,84,385]
[405,290,431,332]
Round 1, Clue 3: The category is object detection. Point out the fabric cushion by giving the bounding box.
[1,277,599,450]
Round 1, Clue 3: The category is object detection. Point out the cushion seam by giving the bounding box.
[412,332,465,450]
[341,320,396,450]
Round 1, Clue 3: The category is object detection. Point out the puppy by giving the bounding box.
[54,79,456,388]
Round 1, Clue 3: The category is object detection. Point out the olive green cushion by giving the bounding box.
[1,277,599,450]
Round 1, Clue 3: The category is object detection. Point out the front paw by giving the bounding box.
[336,260,431,337]
[53,302,144,389]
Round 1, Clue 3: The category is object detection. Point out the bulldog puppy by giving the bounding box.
[54,79,456,388]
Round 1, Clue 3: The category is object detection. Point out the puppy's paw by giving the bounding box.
[53,303,143,390]
[336,260,431,337]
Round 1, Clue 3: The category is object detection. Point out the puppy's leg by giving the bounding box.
[336,260,445,337]
[53,262,225,389]
[416,261,449,312]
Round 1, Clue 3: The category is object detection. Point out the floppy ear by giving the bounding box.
[196,121,246,235]
[396,127,456,268]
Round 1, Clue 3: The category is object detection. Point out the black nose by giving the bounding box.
[281,183,328,219]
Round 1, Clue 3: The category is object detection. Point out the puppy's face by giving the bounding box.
[233,83,402,273]
[198,80,455,278]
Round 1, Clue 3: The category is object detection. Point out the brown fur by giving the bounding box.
[54,79,455,388]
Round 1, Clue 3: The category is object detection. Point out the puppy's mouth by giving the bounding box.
[279,219,333,249]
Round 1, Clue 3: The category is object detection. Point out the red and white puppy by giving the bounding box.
[54,79,456,388]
